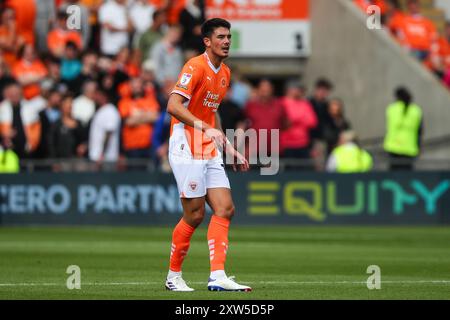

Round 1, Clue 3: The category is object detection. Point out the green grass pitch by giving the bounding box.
[0,225,449,299]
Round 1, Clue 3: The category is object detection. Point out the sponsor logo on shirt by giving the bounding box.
[203,91,221,112]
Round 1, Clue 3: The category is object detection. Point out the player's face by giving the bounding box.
[206,27,231,58]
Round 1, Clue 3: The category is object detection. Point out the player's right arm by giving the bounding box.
[167,94,226,147]
[168,60,226,147]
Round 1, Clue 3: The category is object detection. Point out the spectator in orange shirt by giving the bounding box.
[5,0,36,45]
[386,0,405,33]
[394,0,438,61]
[47,10,83,58]
[0,6,25,69]
[426,35,450,78]
[11,43,48,100]
[118,77,160,159]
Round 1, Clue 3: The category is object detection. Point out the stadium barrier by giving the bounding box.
[0,172,449,225]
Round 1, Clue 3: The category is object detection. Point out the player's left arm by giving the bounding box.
[215,113,249,172]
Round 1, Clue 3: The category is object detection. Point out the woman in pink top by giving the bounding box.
[280,82,318,159]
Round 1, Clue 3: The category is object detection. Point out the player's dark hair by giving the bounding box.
[201,18,231,38]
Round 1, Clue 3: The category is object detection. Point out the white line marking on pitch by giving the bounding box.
[1,280,450,287]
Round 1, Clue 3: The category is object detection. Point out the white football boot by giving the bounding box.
[165,276,194,292]
[207,276,252,292]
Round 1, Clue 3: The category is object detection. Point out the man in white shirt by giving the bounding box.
[72,80,97,126]
[98,0,132,56]
[89,89,121,169]
[129,0,155,36]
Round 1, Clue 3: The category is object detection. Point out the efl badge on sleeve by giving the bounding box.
[180,73,192,86]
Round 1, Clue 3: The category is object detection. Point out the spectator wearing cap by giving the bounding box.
[47,9,83,59]
[326,130,373,173]
[280,81,318,160]
[11,43,48,100]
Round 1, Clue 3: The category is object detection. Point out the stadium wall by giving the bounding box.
[0,172,449,225]
[303,0,450,158]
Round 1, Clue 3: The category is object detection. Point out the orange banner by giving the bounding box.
[205,0,309,21]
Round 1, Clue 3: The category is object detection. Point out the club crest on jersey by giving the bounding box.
[180,73,192,86]
[189,181,198,191]
[221,77,227,87]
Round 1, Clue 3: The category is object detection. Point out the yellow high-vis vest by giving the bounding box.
[332,144,373,173]
[383,101,422,157]
[0,149,20,173]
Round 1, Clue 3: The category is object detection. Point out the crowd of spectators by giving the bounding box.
[354,0,450,87]
[0,0,355,173]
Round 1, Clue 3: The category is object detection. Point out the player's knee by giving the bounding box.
[188,208,205,227]
[216,205,235,220]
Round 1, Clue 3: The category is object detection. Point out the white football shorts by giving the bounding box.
[168,124,230,198]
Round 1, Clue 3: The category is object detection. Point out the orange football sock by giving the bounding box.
[169,218,195,272]
[207,215,230,272]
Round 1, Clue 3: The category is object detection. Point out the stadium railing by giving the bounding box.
[15,157,450,172]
